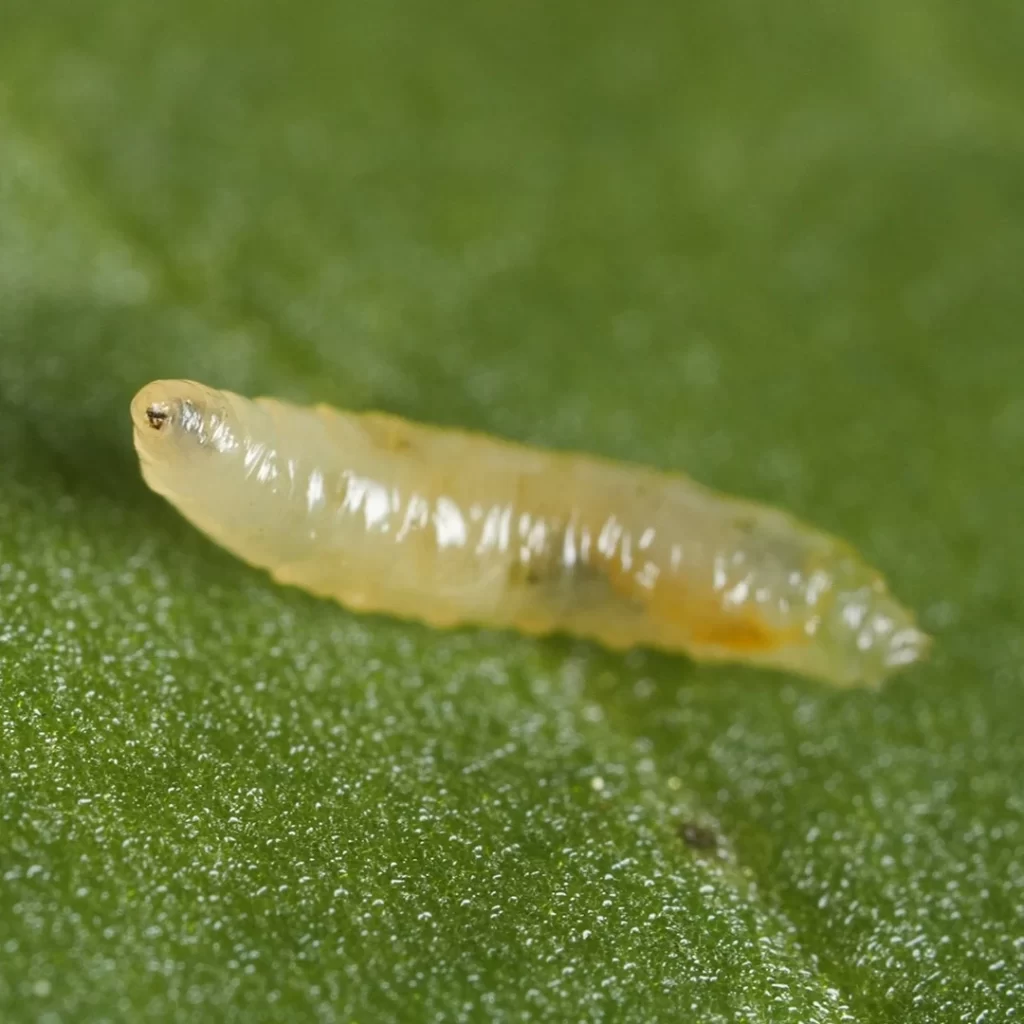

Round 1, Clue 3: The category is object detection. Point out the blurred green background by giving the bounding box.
[1,1,1022,1021]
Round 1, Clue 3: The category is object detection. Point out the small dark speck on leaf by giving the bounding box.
[678,821,720,851]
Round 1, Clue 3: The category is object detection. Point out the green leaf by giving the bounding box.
[1,2,1022,1020]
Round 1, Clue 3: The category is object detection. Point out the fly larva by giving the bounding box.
[130,379,929,687]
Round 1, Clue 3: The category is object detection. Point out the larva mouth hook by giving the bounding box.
[146,404,171,430]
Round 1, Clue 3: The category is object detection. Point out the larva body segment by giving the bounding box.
[131,380,929,687]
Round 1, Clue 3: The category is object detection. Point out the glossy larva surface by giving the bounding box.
[131,380,929,686]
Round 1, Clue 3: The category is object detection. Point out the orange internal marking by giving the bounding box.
[603,559,802,654]
[688,615,794,653]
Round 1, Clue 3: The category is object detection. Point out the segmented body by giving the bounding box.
[131,380,928,686]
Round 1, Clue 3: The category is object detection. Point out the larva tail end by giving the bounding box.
[817,580,932,689]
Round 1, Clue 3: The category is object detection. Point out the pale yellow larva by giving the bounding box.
[130,380,929,686]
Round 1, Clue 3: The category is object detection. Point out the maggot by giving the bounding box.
[130,379,929,686]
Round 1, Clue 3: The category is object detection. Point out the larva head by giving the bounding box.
[131,380,242,499]
[131,379,311,570]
